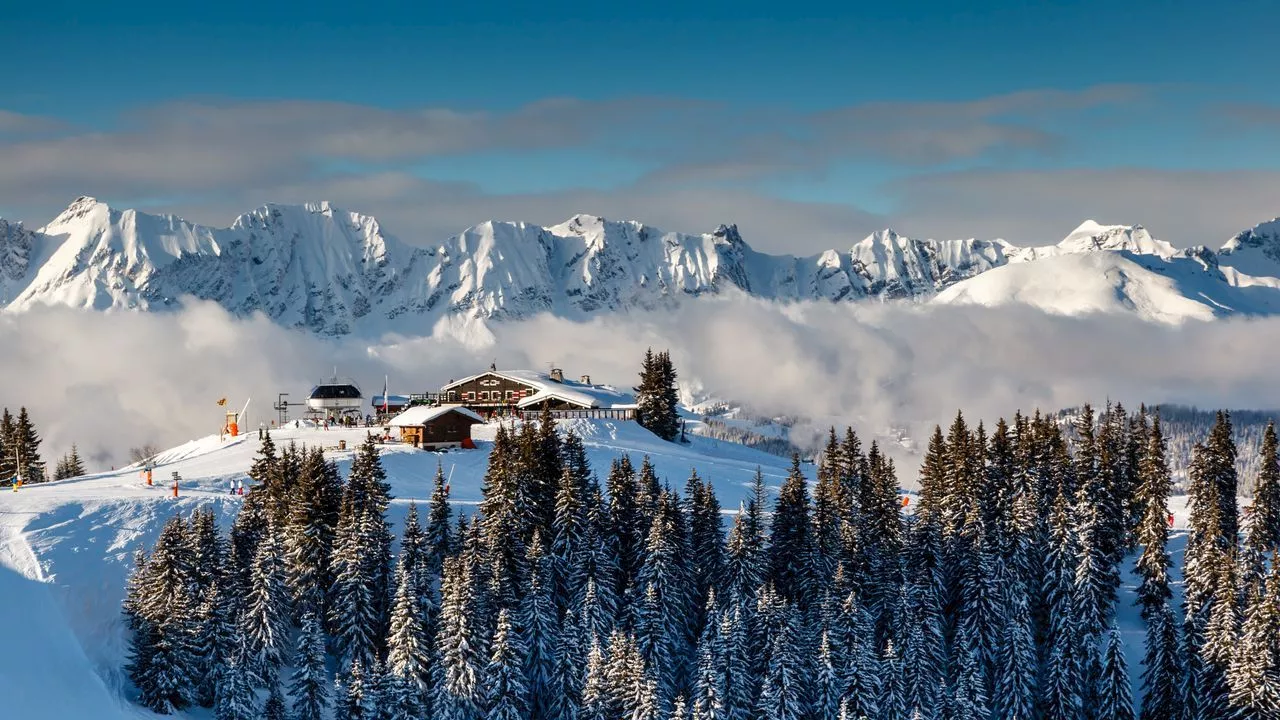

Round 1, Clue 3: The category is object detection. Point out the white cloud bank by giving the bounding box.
[5,298,1280,480]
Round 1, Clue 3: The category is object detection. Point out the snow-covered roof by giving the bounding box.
[388,405,484,427]
[441,369,636,409]
[371,394,412,407]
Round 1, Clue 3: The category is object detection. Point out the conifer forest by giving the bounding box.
[122,403,1280,720]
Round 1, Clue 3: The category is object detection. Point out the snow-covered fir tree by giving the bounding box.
[437,555,486,720]
[635,349,681,442]
[262,672,287,720]
[1227,563,1280,718]
[385,553,432,716]
[213,644,258,720]
[127,514,199,713]
[286,446,342,622]
[523,530,559,718]
[1097,627,1136,720]
[486,608,531,720]
[769,455,815,607]
[329,435,393,670]
[289,612,329,720]
[53,443,86,480]
[241,528,291,681]
[1248,421,1280,553]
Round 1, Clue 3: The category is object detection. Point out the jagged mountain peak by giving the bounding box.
[1222,217,1280,252]
[861,227,907,244]
[711,223,745,245]
[42,195,113,230]
[1056,219,1179,259]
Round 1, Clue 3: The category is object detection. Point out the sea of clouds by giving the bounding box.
[5,295,1280,481]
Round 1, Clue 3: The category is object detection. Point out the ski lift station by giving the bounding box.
[306,376,363,418]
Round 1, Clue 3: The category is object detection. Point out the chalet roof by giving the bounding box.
[441,369,637,410]
[388,405,485,427]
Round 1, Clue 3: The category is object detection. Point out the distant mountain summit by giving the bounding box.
[1,196,1279,332]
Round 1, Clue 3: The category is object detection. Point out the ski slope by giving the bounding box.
[0,417,1192,717]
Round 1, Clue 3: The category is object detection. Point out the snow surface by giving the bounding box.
[8,196,1277,333]
[388,405,484,426]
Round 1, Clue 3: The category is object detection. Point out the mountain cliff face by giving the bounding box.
[2,197,1279,332]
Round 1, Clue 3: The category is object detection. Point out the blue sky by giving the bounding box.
[3,0,1280,251]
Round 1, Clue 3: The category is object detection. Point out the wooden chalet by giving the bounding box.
[439,365,637,419]
[388,405,485,449]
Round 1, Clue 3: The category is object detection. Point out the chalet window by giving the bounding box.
[464,391,475,402]
[506,390,517,401]
[448,391,457,402]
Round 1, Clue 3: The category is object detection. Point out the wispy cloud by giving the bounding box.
[3,85,1267,255]
[0,110,69,137]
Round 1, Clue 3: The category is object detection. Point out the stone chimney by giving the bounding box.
[549,367,564,383]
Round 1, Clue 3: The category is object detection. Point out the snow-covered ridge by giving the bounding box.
[2,196,1279,331]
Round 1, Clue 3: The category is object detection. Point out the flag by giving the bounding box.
[216,397,227,406]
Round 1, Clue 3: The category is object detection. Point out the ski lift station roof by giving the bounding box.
[307,377,363,413]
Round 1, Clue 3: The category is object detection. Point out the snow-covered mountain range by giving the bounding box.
[3,196,1280,332]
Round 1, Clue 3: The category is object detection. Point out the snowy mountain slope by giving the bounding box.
[933,251,1280,322]
[1218,216,1280,277]
[0,418,801,716]
[4,197,1280,331]
[0,418,1197,717]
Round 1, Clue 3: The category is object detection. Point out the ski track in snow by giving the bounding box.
[0,418,1201,716]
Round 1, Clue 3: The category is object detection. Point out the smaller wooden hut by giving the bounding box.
[388,406,484,449]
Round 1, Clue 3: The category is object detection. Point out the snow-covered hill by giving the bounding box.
[933,219,1280,323]
[0,418,801,717]
[0,416,1195,717]
[3,197,1280,330]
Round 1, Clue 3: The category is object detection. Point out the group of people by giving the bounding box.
[322,414,367,429]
